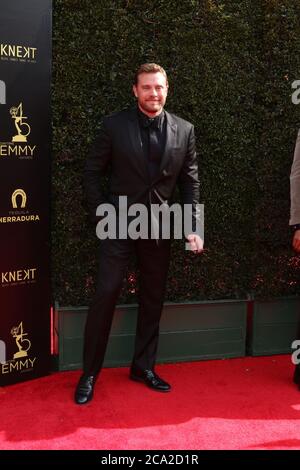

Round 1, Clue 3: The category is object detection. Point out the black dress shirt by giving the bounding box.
[137,107,166,182]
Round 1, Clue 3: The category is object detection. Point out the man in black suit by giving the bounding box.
[75,63,203,404]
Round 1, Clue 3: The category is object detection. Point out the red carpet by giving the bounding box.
[0,355,299,450]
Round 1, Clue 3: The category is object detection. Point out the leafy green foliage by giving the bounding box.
[52,0,300,305]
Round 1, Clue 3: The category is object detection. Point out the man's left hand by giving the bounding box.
[186,234,204,253]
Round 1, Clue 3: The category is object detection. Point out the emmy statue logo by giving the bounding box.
[10,103,31,142]
[10,322,31,359]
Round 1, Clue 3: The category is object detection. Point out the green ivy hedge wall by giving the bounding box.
[52,0,300,305]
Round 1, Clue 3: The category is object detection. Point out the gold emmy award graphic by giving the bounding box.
[10,103,31,143]
[11,189,27,209]
[11,322,31,359]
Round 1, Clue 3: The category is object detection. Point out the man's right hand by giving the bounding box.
[293,229,300,253]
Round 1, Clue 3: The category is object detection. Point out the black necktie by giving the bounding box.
[139,112,164,181]
[141,116,163,240]
[148,119,161,164]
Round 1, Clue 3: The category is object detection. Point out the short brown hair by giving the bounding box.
[134,63,168,85]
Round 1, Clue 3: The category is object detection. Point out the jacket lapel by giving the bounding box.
[159,110,177,176]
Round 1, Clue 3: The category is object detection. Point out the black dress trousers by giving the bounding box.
[83,237,171,376]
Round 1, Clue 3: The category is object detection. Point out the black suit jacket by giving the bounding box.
[84,107,200,231]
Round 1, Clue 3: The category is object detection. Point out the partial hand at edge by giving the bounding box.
[293,229,300,253]
[186,234,204,254]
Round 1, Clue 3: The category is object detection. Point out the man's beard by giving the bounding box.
[139,100,164,115]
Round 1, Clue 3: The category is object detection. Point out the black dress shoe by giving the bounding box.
[293,364,300,386]
[130,368,171,392]
[74,374,95,404]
